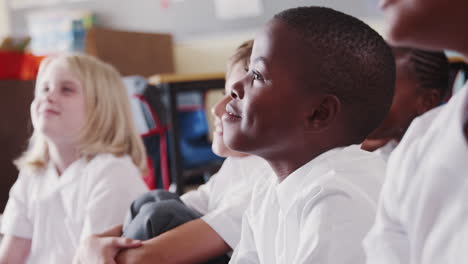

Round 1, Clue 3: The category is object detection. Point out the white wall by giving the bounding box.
[8,0,383,40]
[0,0,10,37]
[174,29,258,74]
[174,18,387,74]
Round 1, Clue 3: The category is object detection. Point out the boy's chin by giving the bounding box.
[223,132,250,154]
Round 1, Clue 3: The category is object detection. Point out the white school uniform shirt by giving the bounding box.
[229,145,386,264]
[374,139,398,162]
[181,155,271,249]
[1,153,149,264]
[363,83,468,264]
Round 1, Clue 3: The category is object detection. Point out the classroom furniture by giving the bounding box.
[85,27,175,77]
[148,73,225,194]
[0,80,34,212]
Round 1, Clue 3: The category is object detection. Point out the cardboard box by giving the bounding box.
[86,27,175,77]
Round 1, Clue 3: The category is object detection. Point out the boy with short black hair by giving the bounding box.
[224,6,395,264]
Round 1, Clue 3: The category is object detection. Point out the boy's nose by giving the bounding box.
[230,80,244,100]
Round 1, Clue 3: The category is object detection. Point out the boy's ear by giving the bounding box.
[305,94,341,132]
[417,89,441,115]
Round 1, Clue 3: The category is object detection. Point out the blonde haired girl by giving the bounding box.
[0,53,149,264]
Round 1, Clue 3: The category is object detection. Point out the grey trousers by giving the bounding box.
[122,190,230,264]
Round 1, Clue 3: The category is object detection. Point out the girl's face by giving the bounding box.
[31,58,86,145]
[366,65,422,141]
[211,61,248,158]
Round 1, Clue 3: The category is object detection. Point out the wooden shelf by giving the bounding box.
[148,72,225,85]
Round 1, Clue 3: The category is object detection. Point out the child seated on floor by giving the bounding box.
[362,46,450,160]
[224,6,394,263]
[73,40,273,264]
[0,53,149,264]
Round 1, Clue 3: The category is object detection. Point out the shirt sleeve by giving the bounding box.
[79,159,149,239]
[181,157,234,215]
[201,190,251,249]
[201,159,268,249]
[228,210,260,264]
[180,175,215,215]
[1,171,33,239]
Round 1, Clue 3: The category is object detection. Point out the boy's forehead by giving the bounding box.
[254,20,302,54]
[252,20,317,74]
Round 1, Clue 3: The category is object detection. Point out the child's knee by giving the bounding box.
[139,200,182,221]
[130,190,181,216]
[125,200,191,239]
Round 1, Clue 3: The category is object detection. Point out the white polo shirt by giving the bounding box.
[363,84,468,264]
[230,145,386,264]
[374,140,398,162]
[181,155,271,249]
[1,153,149,263]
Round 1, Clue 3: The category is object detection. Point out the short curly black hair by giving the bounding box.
[274,6,396,142]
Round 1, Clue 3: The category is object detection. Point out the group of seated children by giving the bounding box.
[0,2,465,264]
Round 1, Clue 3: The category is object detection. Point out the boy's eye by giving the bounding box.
[252,71,264,81]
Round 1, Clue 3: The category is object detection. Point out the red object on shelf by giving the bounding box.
[134,94,171,191]
[0,52,44,80]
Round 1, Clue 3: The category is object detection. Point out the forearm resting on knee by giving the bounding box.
[117,219,230,264]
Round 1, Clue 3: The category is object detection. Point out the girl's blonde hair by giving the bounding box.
[15,53,147,175]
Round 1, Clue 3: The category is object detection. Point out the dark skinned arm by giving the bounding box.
[116,219,231,264]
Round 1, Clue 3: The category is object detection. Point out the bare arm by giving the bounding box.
[0,235,31,264]
[73,225,142,264]
[116,219,230,264]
